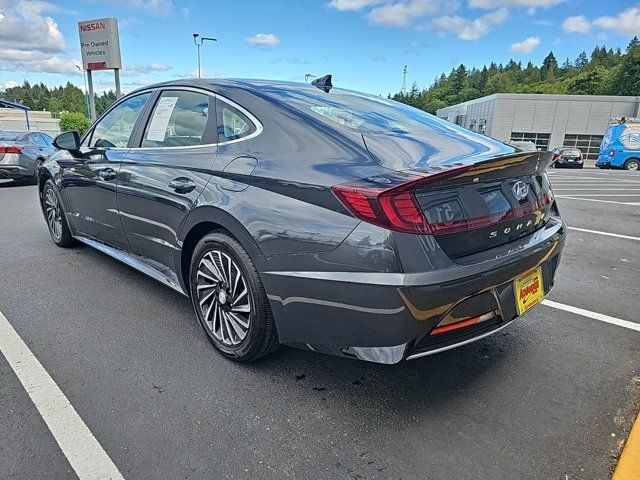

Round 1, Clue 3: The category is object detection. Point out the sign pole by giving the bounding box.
[86,70,97,121]
[114,68,121,99]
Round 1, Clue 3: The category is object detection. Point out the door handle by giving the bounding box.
[169,177,197,194]
[98,167,117,181]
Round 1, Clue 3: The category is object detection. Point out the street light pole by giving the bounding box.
[192,33,217,78]
[76,65,90,119]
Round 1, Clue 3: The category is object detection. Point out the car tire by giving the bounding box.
[41,180,76,247]
[189,231,279,362]
[624,159,639,171]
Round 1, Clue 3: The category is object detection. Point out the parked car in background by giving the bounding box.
[597,122,640,170]
[552,148,584,169]
[39,78,565,364]
[0,130,55,182]
[509,140,537,152]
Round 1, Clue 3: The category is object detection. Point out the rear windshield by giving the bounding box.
[262,85,448,134]
[562,149,581,156]
[0,132,23,142]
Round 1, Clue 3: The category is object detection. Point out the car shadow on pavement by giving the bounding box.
[0,179,36,188]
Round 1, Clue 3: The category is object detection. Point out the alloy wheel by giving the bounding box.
[627,160,639,171]
[196,249,251,346]
[44,185,63,242]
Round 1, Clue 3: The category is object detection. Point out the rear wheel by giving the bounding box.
[41,180,76,247]
[189,232,279,362]
[624,159,639,171]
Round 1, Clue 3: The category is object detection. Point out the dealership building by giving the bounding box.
[436,94,640,162]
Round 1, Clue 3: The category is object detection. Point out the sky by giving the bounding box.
[1,0,639,97]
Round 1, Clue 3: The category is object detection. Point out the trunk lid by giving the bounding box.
[362,133,555,258]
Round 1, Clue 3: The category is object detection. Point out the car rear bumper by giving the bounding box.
[0,165,30,179]
[555,160,583,168]
[263,216,566,364]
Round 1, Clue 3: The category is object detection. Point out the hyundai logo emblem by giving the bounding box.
[512,180,529,200]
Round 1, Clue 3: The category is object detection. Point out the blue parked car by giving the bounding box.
[596,122,640,170]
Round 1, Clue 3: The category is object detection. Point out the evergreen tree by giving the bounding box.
[540,52,559,80]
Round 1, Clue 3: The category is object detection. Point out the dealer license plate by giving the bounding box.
[514,267,544,315]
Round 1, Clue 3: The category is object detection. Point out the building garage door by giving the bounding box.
[510,132,550,151]
[563,134,604,161]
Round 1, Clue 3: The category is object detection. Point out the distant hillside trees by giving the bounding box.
[392,37,640,114]
[0,81,117,118]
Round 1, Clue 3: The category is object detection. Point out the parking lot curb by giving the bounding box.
[613,412,640,480]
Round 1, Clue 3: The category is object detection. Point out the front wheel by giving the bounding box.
[41,180,76,247]
[624,159,639,171]
[189,232,279,362]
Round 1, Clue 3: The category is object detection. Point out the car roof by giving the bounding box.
[0,130,45,135]
[128,77,369,101]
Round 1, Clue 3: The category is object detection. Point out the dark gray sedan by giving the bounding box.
[38,78,566,364]
[0,130,55,182]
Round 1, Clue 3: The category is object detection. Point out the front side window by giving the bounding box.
[90,93,151,148]
[141,90,211,148]
[217,99,256,142]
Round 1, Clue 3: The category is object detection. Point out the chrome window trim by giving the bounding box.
[125,85,263,151]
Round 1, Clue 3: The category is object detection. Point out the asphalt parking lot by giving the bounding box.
[1,169,639,480]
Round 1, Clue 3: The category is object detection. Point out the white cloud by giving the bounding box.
[431,8,508,40]
[594,7,640,37]
[0,80,19,90]
[327,0,386,10]
[245,33,281,48]
[510,36,540,53]
[122,63,172,74]
[0,0,65,52]
[367,0,459,27]
[131,0,173,17]
[469,0,564,8]
[0,48,81,74]
[562,15,591,34]
[0,0,79,74]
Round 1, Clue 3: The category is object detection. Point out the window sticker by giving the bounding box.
[146,96,179,142]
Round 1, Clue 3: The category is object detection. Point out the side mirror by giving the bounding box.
[53,131,81,151]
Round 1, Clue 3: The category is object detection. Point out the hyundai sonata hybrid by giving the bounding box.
[38,77,566,364]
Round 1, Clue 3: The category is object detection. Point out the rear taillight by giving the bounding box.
[332,178,432,234]
[609,149,615,158]
[332,167,553,236]
[331,165,471,235]
[0,146,21,154]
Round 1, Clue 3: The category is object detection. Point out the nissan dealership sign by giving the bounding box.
[78,17,121,71]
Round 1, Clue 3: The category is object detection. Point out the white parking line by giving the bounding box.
[0,311,125,480]
[542,300,640,332]
[555,196,640,206]
[568,227,640,241]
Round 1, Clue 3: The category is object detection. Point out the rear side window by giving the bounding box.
[40,133,53,146]
[216,99,256,142]
[34,134,48,147]
[141,90,212,148]
[90,93,151,148]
